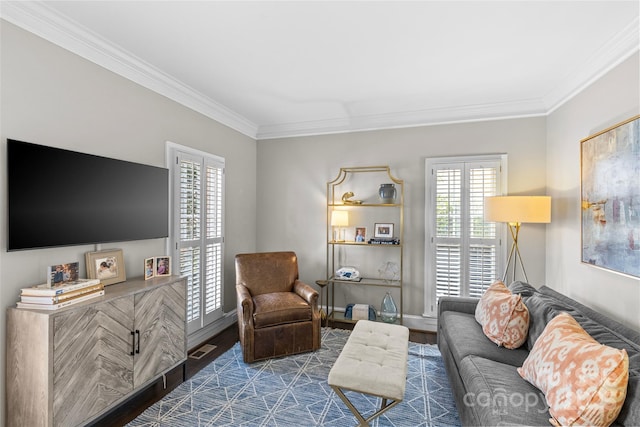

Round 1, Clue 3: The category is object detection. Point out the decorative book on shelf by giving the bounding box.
[20,278,101,296]
[18,278,104,310]
[20,283,104,304]
[368,237,400,245]
[16,289,105,310]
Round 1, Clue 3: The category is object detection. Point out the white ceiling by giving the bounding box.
[2,1,639,139]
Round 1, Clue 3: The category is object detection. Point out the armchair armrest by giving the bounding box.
[293,280,319,311]
[437,296,479,319]
[236,284,254,324]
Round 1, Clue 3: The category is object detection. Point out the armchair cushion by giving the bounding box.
[253,292,312,328]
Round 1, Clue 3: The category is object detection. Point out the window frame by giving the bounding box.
[423,154,507,317]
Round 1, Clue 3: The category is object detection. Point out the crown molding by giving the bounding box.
[2,1,638,141]
[0,1,259,139]
[256,98,547,140]
[543,16,640,114]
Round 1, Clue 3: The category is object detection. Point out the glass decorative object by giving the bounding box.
[378,261,400,284]
[380,292,398,323]
[378,183,397,204]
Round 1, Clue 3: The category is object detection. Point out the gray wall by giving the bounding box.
[0,21,258,424]
[257,117,548,320]
[546,52,640,330]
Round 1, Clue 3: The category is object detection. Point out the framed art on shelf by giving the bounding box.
[86,249,126,286]
[374,223,394,239]
[581,115,640,278]
[354,227,367,243]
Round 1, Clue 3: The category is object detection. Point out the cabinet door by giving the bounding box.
[53,297,135,427]
[134,280,186,386]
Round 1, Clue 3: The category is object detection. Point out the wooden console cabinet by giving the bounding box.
[6,275,187,427]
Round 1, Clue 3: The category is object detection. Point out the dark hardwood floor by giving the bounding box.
[91,323,436,426]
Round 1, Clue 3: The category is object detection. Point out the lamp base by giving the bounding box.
[502,222,529,283]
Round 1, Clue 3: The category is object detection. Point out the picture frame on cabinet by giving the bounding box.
[374,223,394,239]
[47,261,80,286]
[144,257,155,280]
[355,227,367,243]
[155,256,171,277]
[86,249,126,286]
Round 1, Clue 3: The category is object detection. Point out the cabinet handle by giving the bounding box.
[130,331,135,356]
[135,329,141,354]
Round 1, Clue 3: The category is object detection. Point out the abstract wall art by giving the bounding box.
[581,115,640,278]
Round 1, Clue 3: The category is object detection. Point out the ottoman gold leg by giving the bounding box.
[331,385,402,426]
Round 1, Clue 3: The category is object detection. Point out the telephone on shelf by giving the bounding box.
[336,267,361,281]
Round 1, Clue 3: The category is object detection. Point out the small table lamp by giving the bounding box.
[331,210,349,242]
[484,196,551,283]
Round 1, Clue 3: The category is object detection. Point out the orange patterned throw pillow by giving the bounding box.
[517,312,629,427]
[474,280,529,349]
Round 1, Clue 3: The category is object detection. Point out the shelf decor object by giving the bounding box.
[378,183,397,204]
[380,291,399,323]
[331,210,349,242]
[325,166,404,325]
[484,195,551,283]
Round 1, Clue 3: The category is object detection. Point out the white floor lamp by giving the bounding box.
[484,196,551,283]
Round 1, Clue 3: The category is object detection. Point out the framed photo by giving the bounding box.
[155,256,171,277]
[581,115,640,278]
[86,249,126,286]
[47,262,80,286]
[354,227,367,243]
[374,223,394,239]
[144,257,155,280]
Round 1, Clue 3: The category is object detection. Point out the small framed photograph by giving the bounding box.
[155,256,171,277]
[374,223,394,239]
[47,262,80,286]
[354,227,367,243]
[144,257,155,280]
[86,249,126,286]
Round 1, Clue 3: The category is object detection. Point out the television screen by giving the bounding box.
[7,139,169,251]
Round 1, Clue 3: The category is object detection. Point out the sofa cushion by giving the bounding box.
[518,312,629,427]
[475,281,530,349]
[440,311,529,368]
[508,280,538,297]
[459,355,550,426]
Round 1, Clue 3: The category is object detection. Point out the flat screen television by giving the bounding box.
[7,139,169,251]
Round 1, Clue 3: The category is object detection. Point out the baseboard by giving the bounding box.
[187,310,238,350]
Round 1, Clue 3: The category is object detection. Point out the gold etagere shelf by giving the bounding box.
[324,166,404,325]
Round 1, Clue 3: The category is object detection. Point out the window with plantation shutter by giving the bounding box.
[424,155,506,316]
[171,148,224,335]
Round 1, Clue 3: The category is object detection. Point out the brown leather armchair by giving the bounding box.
[235,251,321,363]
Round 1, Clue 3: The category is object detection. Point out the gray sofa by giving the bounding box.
[437,282,640,426]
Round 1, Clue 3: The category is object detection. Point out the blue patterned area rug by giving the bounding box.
[127,327,461,426]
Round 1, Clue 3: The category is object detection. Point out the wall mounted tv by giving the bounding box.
[7,139,169,251]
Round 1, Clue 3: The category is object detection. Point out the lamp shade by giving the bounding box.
[484,196,551,224]
[330,210,349,227]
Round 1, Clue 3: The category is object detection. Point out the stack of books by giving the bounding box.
[368,237,401,245]
[17,279,104,310]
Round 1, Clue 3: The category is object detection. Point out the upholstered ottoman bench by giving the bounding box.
[328,320,409,426]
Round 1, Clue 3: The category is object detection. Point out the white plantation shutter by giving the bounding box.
[425,156,505,315]
[203,162,223,323]
[172,150,224,334]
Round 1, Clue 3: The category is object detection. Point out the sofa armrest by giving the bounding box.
[437,296,479,318]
